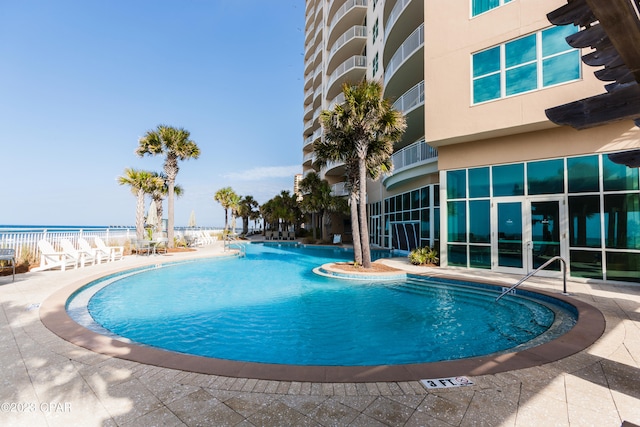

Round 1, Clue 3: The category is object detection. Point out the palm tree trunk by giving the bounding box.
[350,191,363,265]
[311,212,317,240]
[358,157,372,268]
[136,189,145,241]
[167,181,175,248]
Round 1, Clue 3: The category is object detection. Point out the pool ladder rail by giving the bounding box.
[224,235,247,257]
[495,256,568,302]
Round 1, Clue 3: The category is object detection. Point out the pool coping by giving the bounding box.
[39,260,606,383]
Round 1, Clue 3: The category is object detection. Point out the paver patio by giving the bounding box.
[1,242,639,426]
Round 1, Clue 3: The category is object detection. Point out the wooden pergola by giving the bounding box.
[545,0,640,167]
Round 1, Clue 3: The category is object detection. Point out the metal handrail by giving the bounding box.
[224,235,247,257]
[495,256,567,301]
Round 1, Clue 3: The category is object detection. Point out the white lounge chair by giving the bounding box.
[94,237,124,261]
[32,240,78,272]
[333,234,342,244]
[78,237,106,264]
[60,238,96,267]
[0,248,16,281]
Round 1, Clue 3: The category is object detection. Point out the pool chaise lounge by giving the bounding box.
[32,239,78,272]
[94,237,124,261]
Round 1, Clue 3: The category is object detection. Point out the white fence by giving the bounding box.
[0,228,136,261]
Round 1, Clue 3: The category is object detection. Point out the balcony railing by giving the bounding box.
[391,139,438,172]
[329,25,367,59]
[392,80,424,114]
[385,0,412,41]
[328,92,346,110]
[384,23,424,86]
[327,55,366,91]
[328,0,367,37]
[331,182,349,196]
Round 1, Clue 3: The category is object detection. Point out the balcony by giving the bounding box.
[326,55,366,99]
[383,139,438,190]
[303,151,315,166]
[331,182,349,197]
[383,0,423,60]
[327,26,367,72]
[384,23,424,87]
[327,0,367,47]
[392,80,424,114]
[391,81,425,146]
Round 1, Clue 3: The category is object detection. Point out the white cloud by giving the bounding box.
[223,165,301,181]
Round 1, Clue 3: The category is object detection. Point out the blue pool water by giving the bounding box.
[73,243,576,366]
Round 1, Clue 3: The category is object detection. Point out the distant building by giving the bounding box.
[303,0,640,283]
[294,173,303,201]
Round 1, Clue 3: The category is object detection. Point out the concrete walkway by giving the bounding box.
[1,242,639,426]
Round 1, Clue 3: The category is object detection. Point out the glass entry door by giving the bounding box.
[496,202,524,269]
[493,198,566,275]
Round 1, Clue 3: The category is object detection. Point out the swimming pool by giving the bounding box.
[67,243,577,367]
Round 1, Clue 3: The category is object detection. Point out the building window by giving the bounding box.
[373,0,378,10]
[382,185,439,251]
[372,18,378,43]
[472,0,513,17]
[472,26,580,104]
[372,52,379,77]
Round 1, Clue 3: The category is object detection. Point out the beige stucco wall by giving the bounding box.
[424,0,608,147]
[437,121,640,170]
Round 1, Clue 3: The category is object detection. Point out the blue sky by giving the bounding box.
[0,0,304,227]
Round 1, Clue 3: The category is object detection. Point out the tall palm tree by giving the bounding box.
[238,195,259,235]
[214,187,238,231]
[319,79,405,267]
[148,172,184,234]
[228,192,242,234]
[137,125,200,248]
[117,168,157,240]
[299,172,347,242]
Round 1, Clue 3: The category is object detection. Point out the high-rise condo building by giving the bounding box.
[302,0,640,283]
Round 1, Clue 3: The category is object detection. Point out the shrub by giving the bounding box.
[409,247,439,266]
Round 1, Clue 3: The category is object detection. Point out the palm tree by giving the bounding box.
[260,191,302,235]
[318,79,405,267]
[228,192,242,234]
[214,187,238,231]
[117,168,158,240]
[299,172,347,242]
[148,172,184,234]
[238,195,259,235]
[136,125,200,248]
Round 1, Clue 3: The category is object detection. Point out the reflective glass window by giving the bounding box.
[420,210,430,239]
[604,194,640,249]
[543,51,580,86]
[506,63,537,96]
[505,35,536,68]
[568,155,599,193]
[447,244,467,267]
[570,250,603,279]
[411,190,420,210]
[468,167,490,198]
[447,201,466,242]
[447,170,466,199]
[469,246,491,269]
[603,154,639,191]
[528,159,564,195]
[606,252,640,283]
[569,196,601,248]
[492,163,524,196]
[421,187,430,207]
[469,200,490,243]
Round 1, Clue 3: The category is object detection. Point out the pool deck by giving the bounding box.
[1,241,639,426]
